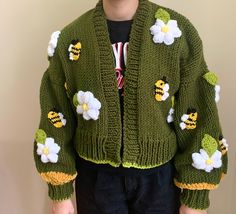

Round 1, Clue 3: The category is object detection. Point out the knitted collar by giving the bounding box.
[93,0,150,71]
[92,0,150,139]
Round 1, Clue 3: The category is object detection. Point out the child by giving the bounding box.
[33,0,228,213]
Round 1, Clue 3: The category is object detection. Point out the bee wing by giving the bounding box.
[162,92,169,101]
[179,122,186,130]
[58,113,67,126]
[181,114,189,121]
[163,84,170,92]
[68,44,73,52]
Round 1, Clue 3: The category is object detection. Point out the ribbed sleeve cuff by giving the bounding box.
[48,181,74,201]
[180,189,210,210]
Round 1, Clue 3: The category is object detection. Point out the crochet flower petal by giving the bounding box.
[87,109,99,120]
[173,27,182,38]
[77,91,85,104]
[84,91,94,103]
[94,98,102,109]
[211,151,222,168]
[215,85,221,93]
[205,165,214,173]
[164,33,175,45]
[199,149,209,160]
[167,20,178,28]
[83,111,91,120]
[47,154,59,163]
[150,24,161,35]
[167,107,174,123]
[153,32,165,43]
[76,105,84,114]
[41,154,49,163]
[45,138,55,147]
[47,31,61,57]
[192,153,206,170]
[215,85,221,103]
[47,47,55,58]
[36,143,44,155]
[50,144,61,154]
[88,98,101,110]
[155,19,165,27]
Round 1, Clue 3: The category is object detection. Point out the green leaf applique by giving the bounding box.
[201,134,218,157]
[155,8,170,24]
[203,72,218,86]
[35,129,47,144]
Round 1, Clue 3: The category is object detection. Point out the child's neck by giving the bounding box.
[103,0,139,21]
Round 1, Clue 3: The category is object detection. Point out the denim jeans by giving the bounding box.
[75,160,181,214]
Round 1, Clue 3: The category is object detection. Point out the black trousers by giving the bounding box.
[75,161,181,214]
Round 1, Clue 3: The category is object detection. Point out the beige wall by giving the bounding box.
[0,0,235,213]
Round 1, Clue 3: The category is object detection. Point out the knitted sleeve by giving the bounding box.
[33,34,77,201]
[173,20,228,210]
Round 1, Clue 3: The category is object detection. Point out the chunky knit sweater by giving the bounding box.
[33,0,228,210]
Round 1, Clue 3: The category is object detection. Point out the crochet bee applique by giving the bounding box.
[47,108,67,128]
[219,136,229,155]
[192,134,222,173]
[68,39,82,61]
[73,91,101,120]
[180,108,198,130]
[150,8,182,45]
[35,129,61,163]
[154,76,170,101]
[203,72,221,103]
[47,31,61,57]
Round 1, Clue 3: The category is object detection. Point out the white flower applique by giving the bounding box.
[47,31,61,57]
[35,129,61,164]
[167,96,175,123]
[203,71,221,103]
[192,134,222,173]
[150,8,182,45]
[73,91,101,120]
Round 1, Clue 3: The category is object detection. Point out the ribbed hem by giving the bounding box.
[48,181,74,201]
[74,129,177,168]
[180,189,210,210]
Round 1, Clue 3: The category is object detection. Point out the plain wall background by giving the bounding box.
[0,0,235,213]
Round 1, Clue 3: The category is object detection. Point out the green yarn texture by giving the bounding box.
[33,0,227,209]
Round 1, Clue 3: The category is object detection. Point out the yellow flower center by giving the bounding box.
[161,25,170,33]
[43,147,49,155]
[206,158,213,165]
[82,103,89,111]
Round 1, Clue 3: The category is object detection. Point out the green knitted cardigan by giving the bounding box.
[33,0,228,210]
